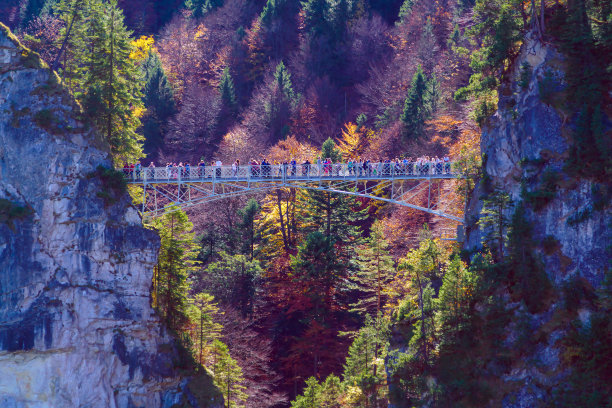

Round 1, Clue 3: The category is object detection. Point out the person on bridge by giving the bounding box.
[198,160,206,179]
[232,159,239,177]
[444,155,451,174]
[290,158,297,177]
[302,159,310,177]
[215,159,222,178]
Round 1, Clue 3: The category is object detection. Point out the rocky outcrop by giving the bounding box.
[0,24,220,407]
[464,36,611,406]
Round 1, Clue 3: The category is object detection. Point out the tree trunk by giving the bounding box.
[276,190,289,251]
[107,6,115,146]
[52,0,82,72]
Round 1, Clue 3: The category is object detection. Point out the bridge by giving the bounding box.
[124,162,466,236]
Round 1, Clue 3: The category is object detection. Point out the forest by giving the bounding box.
[1,0,610,406]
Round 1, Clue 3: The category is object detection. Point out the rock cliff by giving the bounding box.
[0,24,220,408]
[464,36,611,406]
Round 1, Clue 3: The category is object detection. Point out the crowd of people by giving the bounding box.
[122,155,453,180]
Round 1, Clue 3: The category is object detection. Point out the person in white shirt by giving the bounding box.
[215,160,222,178]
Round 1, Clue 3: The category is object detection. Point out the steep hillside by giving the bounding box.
[0,25,222,408]
[460,35,611,406]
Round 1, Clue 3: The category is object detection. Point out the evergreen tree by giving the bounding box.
[435,255,478,344]
[274,60,295,101]
[320,137,342,162]
[236,198,261,260]
[400,65,429,138]
[397,0,415,24]
[478,190,512,261]
[19,0,54,29]
[54,0,87,86]
[289,232,348,379]
[301,0,329,38]
[219,66,237,111]
[141,50,176,155]
[343,315,390,406]
[350,221,395,318]
[505,204,551,313]
[291,377,320,408]
[187,292,223,365]
[211,340,248,408]
[185,0,223,18]
[264,61,296,140]
[64,0,145,163]
[149,207,200,331]
[202,252,263,317]
[395,237,441,365]
[260,0,287,26]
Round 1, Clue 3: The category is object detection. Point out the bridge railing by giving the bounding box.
[121,161,458,183]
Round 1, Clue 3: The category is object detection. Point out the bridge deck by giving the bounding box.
[123,162,459,184]
[123,163,466,227]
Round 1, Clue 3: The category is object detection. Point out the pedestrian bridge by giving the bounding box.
[123,162,466,230]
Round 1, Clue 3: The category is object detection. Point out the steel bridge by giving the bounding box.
[124,162,466,233]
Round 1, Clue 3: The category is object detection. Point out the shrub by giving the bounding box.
[0,199,32,229]
[88,165,128,206]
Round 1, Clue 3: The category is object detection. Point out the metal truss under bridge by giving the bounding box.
[124,162,467,227]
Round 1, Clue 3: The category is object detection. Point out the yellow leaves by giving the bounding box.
[194,23,209,41]
[337,122,378,160]
[132,106,146,119]
[268,135,318,163]
[129,35,154,61]
[337,122,362,159]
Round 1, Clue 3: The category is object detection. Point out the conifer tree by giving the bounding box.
[343,315,390,406]
[274,60,295,101]
[478,190,512,261]
[141,50,176,154]
[219,67,237,111]
[400,64,429,138]
[185,0,223,18]
[202,252,263,317]
[187,292,223,365]
[149,208,200,331]
[264,61,296,140]
[320,137,342,162]
[236,198,261,260]
[211,340,248,408]
[350,221,395,318]
[63,0,145,163]
[301,0,329,38]
[435,255,478,344]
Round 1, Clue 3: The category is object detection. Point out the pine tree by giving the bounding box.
[400,64,429,138]
[264,61,296,140]
[236,198,261,260]
[149,207,200,331]
[291,377,320,408]
[211,340,248,408]
[435,255,478,344]
[478,190,512,261]
[187,292,223,365]
[141,50,176,154]
[70,0,145,163]
[202,252,263,317]
[301,0,329,38]
[219,66,237,111]
[343,315,390,406]
[350,221,395,318]
[274,60,295,101]
[320,137,342,162]
[185,0,223,18]
[55,0,87,87]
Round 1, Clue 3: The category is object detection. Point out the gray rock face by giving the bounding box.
[0,26,196,407]
[464,37,610,406]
